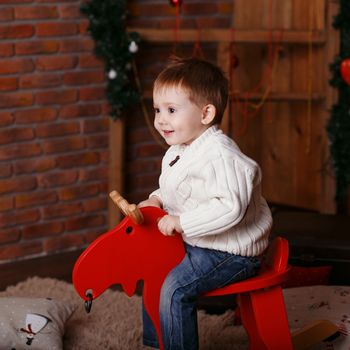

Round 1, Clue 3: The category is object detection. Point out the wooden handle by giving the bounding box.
[109,190,144,225]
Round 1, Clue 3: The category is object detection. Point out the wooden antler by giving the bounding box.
[109,190,144,225]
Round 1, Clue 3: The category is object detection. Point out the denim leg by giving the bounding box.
[142,300,160,348]
[159,244,260,350]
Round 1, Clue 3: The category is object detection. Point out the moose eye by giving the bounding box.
[125,226,133,234]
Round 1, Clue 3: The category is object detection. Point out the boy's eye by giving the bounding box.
[168,107,175,114]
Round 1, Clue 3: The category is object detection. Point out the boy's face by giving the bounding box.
[153,85,210,146]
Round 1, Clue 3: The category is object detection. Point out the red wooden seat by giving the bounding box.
[203,236,293,350]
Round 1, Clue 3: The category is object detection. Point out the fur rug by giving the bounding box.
[0,277,248,349]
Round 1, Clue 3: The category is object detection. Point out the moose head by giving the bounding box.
[72,192,185,350]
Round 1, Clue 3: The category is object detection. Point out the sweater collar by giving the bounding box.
[177,125,220,154]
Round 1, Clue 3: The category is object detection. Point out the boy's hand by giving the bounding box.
[158,215,182,236]
[138,196,162,209]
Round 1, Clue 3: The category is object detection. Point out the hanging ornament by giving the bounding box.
[169,0,182,7]
[129,41,138,53]
[108,69,117,80]
[340,58,350,85]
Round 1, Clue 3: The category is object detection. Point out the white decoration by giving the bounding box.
[129,41,138,53]
[108,69,117,80]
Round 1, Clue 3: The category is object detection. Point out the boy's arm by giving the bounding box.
[138,190,163,208]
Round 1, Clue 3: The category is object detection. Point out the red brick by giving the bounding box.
[85,229,104,243]
[182,3,218,15]
[0,208,40,229]
[20,73,62,89]
[16,191,57,209]
[36,121,79,138]
[78,19,88,35]
[59,103,101,118]
[58,183,100,201]
[99,150,109,164]
[43,202,82,219]
[0,241,42,261]
[0,143,41,161]
[85,134,108,149]
[0,0,33,3]
[79,166,107,182]
[0,196,13,212]
[15,6,58,19]
[35,89,78,105]
[79,54,104,69]
[0,24,34,39]
[36,22,78,37]
[65,214,105,231]
[136,143,164,157]
[83,117,109,133]
[36,55,78,71]
[0,176,37,195]
[15,107,57,124]
[128,173,158,190]
[0,112,14,126]
[44,233,85,254]
[0,228,21,245]
[38,169,78,188]
[59,38,94,53]
[56,152,100,168]
[0,43,14,57]
[0,163,12,178]
[59,4,82,19]
[0,127,35,145]
[42,136,85,154]
[22,221,64,239]
[36,0,77,3]
[64,70,105,85]
[0,58,34,74]
[16,40,59,55]
[79,86,106,101]
[134,4,175,17]
[126,158,161,174]
[0,7,13,21]
[14,157,56,174]
[0,77,17,91]
[82,197,107,212]
[0,92,33,108]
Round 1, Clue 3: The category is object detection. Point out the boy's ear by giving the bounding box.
[201,104,216,125]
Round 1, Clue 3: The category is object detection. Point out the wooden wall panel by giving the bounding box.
[230,0,337,212]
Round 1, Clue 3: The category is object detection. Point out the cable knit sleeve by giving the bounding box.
[179,155,258,238]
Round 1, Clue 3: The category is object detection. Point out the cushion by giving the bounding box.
[282,265,332,288]
[0,297,76,350]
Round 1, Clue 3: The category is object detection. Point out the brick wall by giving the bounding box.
[0,0,233,263]
[0,0,109,262]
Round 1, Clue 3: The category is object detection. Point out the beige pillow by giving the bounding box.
[0,297,75,350]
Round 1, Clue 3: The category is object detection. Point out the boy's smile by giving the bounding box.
[153,85,213,146]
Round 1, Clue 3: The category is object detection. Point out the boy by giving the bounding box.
[139,56,272,350]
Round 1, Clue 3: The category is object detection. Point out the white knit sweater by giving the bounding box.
[150,125,272,256]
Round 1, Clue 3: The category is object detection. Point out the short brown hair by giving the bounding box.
[154,56,229,125]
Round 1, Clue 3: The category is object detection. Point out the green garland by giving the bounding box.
[327,0,350,208]
[80,0,140,119]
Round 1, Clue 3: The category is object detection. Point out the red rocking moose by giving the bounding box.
[73,191,339,350]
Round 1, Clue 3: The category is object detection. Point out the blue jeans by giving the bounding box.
[142,243,261,350]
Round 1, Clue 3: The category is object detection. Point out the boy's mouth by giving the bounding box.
[162,130,174,137]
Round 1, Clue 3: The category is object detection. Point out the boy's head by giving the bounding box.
[153,56,229,125]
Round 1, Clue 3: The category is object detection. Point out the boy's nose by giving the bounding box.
[157,113,167,124]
